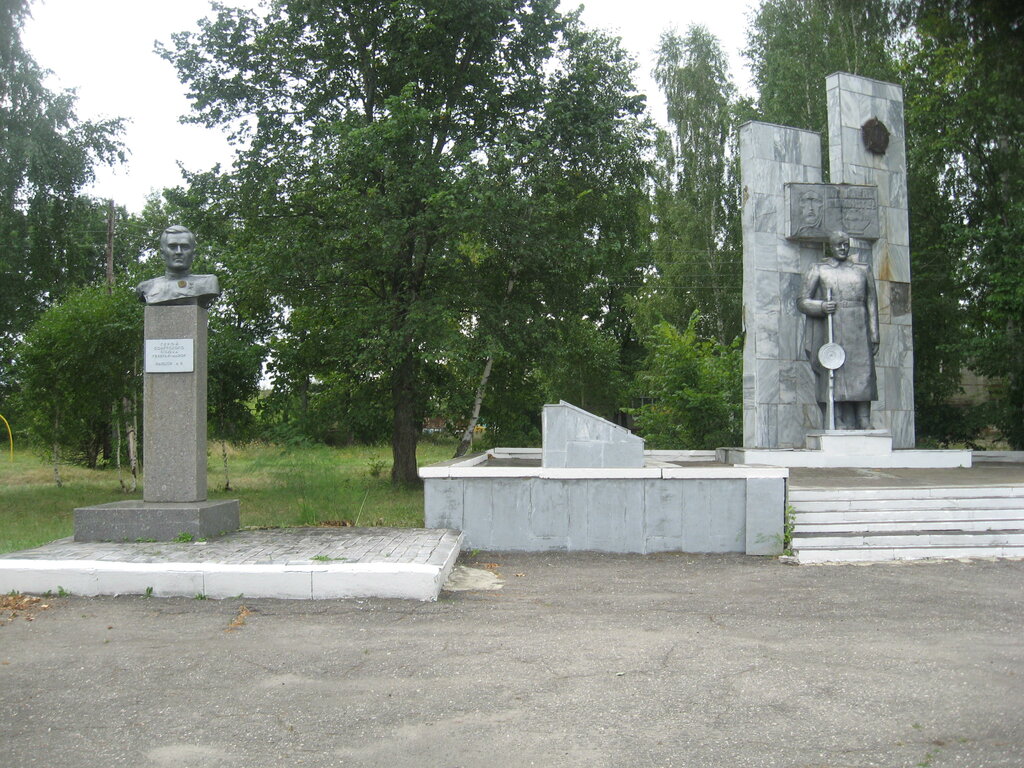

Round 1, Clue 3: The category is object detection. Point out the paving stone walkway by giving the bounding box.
[0,528,464,600]
[0,527,458,567]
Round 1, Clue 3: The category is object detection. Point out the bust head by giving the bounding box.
[828,231,851,262]
[137,225,220,308]
[160,225,196,277]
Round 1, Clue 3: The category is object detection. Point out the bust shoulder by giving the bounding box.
[136,274,221,309]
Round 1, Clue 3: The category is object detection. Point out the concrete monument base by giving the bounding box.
[73,499,240,542]
[422,447,786,555]
[805,428,893,453]
[718,430,971,469]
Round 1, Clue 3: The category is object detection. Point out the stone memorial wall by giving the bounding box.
[739,73,915,449]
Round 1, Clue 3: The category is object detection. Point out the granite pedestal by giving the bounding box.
[74,499,240,542]
[74,303,239,542]
[142,304,208,502]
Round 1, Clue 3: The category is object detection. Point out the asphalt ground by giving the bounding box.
[2,552,1022,768]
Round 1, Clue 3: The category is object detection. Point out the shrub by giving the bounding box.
[631,314,741,449]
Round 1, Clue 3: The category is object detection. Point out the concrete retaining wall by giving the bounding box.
[422,451,786,555]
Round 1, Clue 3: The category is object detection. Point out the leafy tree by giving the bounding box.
[631,314,742,449]
[12,283,141,480]
[208,313,264,489]
[161,1,650,483]
[534,316,627,418]
[897,0,1024,446]
[450,19,651,454]
[0,0,124,399]
[897,44,973,444]
[255,303,391,445]
[641,25,742,345]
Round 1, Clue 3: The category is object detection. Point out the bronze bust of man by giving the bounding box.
[136,225,220,309]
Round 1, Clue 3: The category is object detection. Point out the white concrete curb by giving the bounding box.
[0,534,463,602]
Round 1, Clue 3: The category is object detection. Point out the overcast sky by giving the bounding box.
[23,0,757,212]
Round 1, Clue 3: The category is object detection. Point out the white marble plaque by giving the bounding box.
[145,338,194,373]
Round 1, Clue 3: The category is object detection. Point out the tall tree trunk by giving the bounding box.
[220,413,231,491]
[390,353,420,486]
[454,355,494,458]
[221,439,231,491]
[101,422,112,463]
[105,198,115,294]
[453,275,515,459]
[86,435,100,469]
[390,226,435,487]
[115,407,126,493]
[124,395,138,492]
[52,408,62,488]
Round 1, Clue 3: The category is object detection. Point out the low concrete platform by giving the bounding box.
[719,445,972,469]
[423,448,787,555]
[788,461,1024,490]
[0,527,463,601]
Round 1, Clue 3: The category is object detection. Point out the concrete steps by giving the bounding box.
[789,485,1024,563]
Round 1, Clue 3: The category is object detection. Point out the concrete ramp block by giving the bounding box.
[542,402,643,468]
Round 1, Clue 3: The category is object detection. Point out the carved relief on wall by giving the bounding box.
[785,183,880,242]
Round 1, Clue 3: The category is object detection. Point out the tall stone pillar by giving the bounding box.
[739,121,824,448]
[143,305,208,502]
[826,73,915,447]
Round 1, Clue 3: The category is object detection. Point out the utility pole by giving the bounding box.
[105,199,115,294]
[102,200,139,490]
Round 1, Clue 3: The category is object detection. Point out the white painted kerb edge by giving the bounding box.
[0,551,462,602]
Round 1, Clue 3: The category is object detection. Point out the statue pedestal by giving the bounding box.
[805,429,892,455]
[142,304,208,502]
[73,499,240,542]
[73,303,239,542]
[718,428,971,469]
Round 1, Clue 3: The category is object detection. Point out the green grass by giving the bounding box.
[0,441,456,554]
